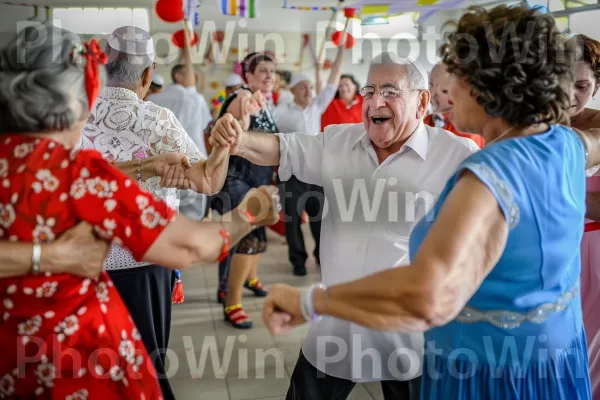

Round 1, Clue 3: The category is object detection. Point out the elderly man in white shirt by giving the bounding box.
[79,25,229,400]
[272,45,344,276]
[210,52,479,399]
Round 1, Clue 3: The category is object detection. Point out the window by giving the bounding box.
[53,8,150,34]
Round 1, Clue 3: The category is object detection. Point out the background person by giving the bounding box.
[321,73,362,130]
[425,63,485,148]
[570,33,600,399]
[272,44,344,276]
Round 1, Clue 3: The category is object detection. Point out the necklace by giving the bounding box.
[487,126,516,145]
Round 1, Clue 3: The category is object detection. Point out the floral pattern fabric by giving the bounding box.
[0,135,175,399]
[79,87,204,269]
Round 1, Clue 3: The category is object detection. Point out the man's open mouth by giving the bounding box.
[371,116,391,124]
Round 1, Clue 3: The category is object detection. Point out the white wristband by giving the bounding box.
[31,244,41,275]
[301,283,326,322]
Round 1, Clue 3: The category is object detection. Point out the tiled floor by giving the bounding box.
[169,227,384,400]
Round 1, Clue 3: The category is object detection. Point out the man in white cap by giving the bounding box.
[211,52,480,399]
[271,45,344,276]
[79,24,230,400]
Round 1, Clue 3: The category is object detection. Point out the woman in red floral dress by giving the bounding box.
[0,24,279,399]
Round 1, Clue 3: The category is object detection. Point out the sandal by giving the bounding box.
[224,304,254,329]
[244,278,268,297]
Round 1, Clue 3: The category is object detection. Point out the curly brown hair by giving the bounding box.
[440,5,576,128]
[575,34,600,83]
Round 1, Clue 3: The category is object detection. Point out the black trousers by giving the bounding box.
[280,176,324,268]
[286,351,421,400]
[108,265,176,400]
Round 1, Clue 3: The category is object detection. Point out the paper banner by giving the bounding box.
[220,0,259,18]
[361,4,391,15]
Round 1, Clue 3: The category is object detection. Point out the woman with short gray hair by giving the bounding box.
[0,23,280,397]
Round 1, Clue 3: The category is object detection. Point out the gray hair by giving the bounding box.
[0,23,92,133]
[104,46,153,90]
[369,52,429,90]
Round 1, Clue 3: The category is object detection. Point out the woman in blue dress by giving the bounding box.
[263,4,600,399]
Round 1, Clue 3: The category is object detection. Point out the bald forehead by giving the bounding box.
[430,64,449,82]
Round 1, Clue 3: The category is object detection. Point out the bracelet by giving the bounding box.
[301,283,327,322]
[217,222,231,263]
[31,244,41,275]
[244,210,256,229]
[137,159,142,184]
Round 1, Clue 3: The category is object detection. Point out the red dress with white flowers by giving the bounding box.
[0,135,175,399]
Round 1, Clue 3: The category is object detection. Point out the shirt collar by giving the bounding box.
[352,121,429,161]
[101,87,140,101]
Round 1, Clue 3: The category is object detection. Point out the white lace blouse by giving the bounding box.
[79,87,205,270]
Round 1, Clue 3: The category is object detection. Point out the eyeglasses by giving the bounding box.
[359,86,422,99]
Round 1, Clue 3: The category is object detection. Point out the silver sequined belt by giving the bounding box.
[455,282,580,329]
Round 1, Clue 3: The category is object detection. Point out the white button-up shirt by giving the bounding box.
[276,122,479,382]
[273,84,337,135]
[80,87,205,270]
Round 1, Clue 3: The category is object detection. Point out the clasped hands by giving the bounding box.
[209,89,266,153]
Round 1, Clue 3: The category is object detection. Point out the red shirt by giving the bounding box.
[424,113,486,148]
[321,95,364,131]
[0,135,173,398]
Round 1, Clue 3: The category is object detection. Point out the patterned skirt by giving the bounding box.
[0,272,163,399]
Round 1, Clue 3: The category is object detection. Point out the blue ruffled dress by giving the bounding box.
[409,125,591,399]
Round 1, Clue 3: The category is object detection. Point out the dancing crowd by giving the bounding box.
[1,3,600,400]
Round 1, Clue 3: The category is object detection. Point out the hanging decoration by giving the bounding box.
[219,0,260,18]
[331,31,355,49]
[155,0,185,23]
[172,29,199,48]
[183,0,200,26]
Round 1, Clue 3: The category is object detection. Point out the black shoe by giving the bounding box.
[293,265,307,276]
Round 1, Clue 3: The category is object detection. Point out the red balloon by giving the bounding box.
[155,0,184,23]
[172,29,198,48]
[331,31,355,49]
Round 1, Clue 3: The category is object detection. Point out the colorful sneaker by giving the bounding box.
[224,304,253,329]
[244,278,268,297]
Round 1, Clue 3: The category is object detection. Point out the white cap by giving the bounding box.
[223,73,243,87]
[152,74,164,86]
[108,26,155,62]
[289,73,311,89]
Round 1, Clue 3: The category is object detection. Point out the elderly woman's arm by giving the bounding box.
[264,172,508,334]
[0,222,109,279]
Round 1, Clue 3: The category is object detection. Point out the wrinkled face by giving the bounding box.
[338,77,357,101]
[569,62,598,118]
[429,64,453,114]
[291,80,313,106]
[362,64,428,149]
[246,61,275,94]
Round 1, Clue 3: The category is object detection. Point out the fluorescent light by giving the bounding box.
[361,16,389,25]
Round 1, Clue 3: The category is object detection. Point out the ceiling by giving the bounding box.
[4,0,507,33]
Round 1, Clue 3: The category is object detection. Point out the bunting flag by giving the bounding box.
[220,0,259,18]
[361,4,391,16]
[416,0,439,5]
